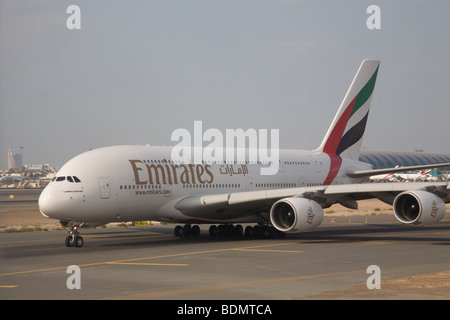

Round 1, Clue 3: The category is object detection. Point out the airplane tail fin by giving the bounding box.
[317,59,380,161]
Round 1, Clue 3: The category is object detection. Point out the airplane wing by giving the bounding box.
[176,181,449,214]
[175,181,450,229]
[176,162,450,218]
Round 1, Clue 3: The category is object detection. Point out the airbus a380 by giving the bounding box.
[38,60,450,247]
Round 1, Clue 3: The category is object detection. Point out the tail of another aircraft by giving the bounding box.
[317,59,380,161]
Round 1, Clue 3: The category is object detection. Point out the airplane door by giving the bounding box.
[99,178,111,199]
[246,177,253,191]
[278,160,285,173]
[314,160,321,173]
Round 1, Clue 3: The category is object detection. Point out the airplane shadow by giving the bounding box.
[289,222,450,245]
[4,220,449,260]
[88,220,450,248]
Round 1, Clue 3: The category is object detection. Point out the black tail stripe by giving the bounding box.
[335,112,369,156]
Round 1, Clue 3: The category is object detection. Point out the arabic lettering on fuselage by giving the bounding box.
[219,164,249,176]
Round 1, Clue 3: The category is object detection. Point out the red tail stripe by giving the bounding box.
[322,94,358,155]
[322,94,359,185]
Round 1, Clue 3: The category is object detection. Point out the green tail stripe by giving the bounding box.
[351,65,379,117]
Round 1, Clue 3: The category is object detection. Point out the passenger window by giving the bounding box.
[56,176,65,182]
[67,176,74,183]
[73,176,81,183]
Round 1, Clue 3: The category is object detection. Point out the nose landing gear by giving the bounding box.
[65,225,84,247]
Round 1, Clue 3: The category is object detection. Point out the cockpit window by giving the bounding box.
[54,176,81,183]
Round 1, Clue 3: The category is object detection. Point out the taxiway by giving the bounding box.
[1,214,450,300]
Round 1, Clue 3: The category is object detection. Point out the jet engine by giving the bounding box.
[393,190,446,225]
[270,197,323,233]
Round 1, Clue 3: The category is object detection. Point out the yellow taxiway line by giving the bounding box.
[0,242,301,277]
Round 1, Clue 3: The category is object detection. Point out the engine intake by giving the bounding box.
[393,190,446,225]
[270,197,323,233]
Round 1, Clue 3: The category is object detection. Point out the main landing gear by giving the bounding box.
[173,224,286,239]
[241,225,286,239]
[65,225,84,247]
[173,224,201,237]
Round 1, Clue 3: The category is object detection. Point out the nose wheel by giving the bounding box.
[65,226,84,247]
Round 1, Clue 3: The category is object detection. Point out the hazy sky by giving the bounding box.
[1,0,449,170]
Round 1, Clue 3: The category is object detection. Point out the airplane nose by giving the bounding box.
[38,186,53,217]
[39,186,66,219]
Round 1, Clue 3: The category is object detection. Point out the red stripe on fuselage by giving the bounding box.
[323,153,342,185]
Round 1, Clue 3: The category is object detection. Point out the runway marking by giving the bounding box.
[0,242,299,277]
[230,242,303,253]
[363,241,389,244]
[109,242,300,264]
[239,243,299,249]
[0,263,104,276]
[106,262,188,267]
[232,248,303,253]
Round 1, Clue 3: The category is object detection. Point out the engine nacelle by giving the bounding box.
[393,190,446,226]
[270,197,323,233]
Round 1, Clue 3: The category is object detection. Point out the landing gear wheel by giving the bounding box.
[182,225,191,237]
[174,224,201,238]
[245,226,254,237]
[235,224,244,236]
[191,225,201,237]
[74,236,84,247]
[243,225,285,239]
[174,225,183,237]
[208,224,244,238]
[65,225,83,247]
[209,225,218,237]
[65,235,74,247]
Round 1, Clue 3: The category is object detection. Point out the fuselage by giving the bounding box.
[38,145,371,225]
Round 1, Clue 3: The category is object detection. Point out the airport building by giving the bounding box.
[360,151,450,169]
[7,149,22,170]
[360,150,450,179]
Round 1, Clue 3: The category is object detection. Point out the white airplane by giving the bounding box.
[370,166,399,182]
[0,174,27,183]
[393,169,431,181]
[38,60,450,247]
[370,168,431,182]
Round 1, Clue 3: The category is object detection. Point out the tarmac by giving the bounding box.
[1,189,450,300]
